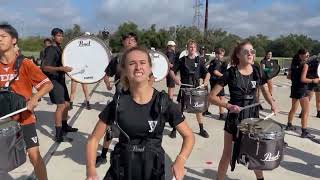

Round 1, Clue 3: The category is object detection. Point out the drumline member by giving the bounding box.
[69,80,91,110]
[209,40,277,180]
[86,47,195,180]
[165,40,178,99]
[0,23,53,180]
[260,51,276,96]
[38,38,52,66]
[42,28,78,143]
[305,53,320,118]
[169,39,210,138]
[285,49,318,138]
[205,48,227,119]
[95,32,138,167]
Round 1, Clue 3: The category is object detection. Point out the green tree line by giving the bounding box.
[18,22,320,57]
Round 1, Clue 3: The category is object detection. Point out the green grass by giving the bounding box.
[22,51,40,58]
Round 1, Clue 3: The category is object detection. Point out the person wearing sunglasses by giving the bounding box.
[209,40,277,180]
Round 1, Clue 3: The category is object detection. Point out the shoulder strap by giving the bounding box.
[8,55,25,87]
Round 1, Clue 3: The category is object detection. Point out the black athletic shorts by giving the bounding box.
[290,87,308,99]
[307,83,320,92]
[166,74,175,88]
[49,79,70,104]
[21,123,39,149]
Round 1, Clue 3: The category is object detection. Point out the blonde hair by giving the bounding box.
[186,39,197,48]
[119,47,153,90]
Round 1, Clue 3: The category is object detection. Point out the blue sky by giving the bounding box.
[1,0,320,40]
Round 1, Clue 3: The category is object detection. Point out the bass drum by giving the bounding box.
[149,50,169,82]
[179,49,199,59]
[62,36,111,84]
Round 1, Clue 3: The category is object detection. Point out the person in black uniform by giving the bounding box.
[86,47,195,180]
[260,51,276,97]
[205,48,227,119]
[305,53,320,118]
[169,39,210,138]
[95,32,138,166]
[166,40,178,100]
[209,41,277,180]
[41,28,78,142]
[38,38,52,66]
[285,49,318,138]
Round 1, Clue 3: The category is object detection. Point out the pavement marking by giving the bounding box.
[29,81,101,178]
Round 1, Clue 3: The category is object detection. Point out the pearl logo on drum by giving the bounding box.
[78,40,91,47]
[193,102,204,108]
[261,151,280,162]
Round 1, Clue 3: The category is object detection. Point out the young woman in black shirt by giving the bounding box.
[206,48,227,119]
[86,47,195,180]
[209,41,277,180]
[285,49,318,138]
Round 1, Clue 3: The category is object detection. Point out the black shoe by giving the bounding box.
[169,130,176,138]
[62,124,78,133]
[258,105,264,110]
[95,156,107,167]
[55,136,73,143]
[285,125,296,131]
[301,131,315,139]
[69,102,73,110]
[86,101,91,110]
[317,112,320,118]
[202,111,212,116]
[219,114,225,120]
[199,129,209,138]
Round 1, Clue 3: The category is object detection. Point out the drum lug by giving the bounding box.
[256,141,260,156]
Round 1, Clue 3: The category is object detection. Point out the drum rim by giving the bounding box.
[62,35,112,84]
[149,50,170,82]
[179,49,200,59]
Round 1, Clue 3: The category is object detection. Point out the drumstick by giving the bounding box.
[180,83,194,87]
[196,84,205,89]
[111,79,120,85]
[239,102,264,111]
[263,112,275,120]
[0,107,28,121]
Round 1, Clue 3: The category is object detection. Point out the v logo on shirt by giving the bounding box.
[148,121,158,132]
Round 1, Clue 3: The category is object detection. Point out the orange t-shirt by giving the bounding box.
[0,58,51,125]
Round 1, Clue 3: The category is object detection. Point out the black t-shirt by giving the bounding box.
[99,89,184,143]
[166,50,177,65]
[105,55,121,82]
[41,45,64,80]
[306,57,319,79]
[290,61,307,88]
[217,65,266,106]
[208,58,227,82]
[173,56,208,86]
[260,59,278,69]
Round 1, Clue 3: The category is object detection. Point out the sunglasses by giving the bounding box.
[241,49,256,55]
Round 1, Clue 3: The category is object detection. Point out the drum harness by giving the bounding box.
[108,90,169,180]
[0,55,27,119]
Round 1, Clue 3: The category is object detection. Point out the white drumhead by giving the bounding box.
[179,49,199,59]
[62,36,111,83]
[149,51,169,82]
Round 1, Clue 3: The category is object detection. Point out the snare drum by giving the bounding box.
[237,118,284,170]
[0,119,26,171]
[183,88,208,113]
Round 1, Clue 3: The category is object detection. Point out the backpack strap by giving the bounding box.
[7,55,25,88]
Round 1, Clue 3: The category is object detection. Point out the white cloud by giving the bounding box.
[0,0,320,40]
